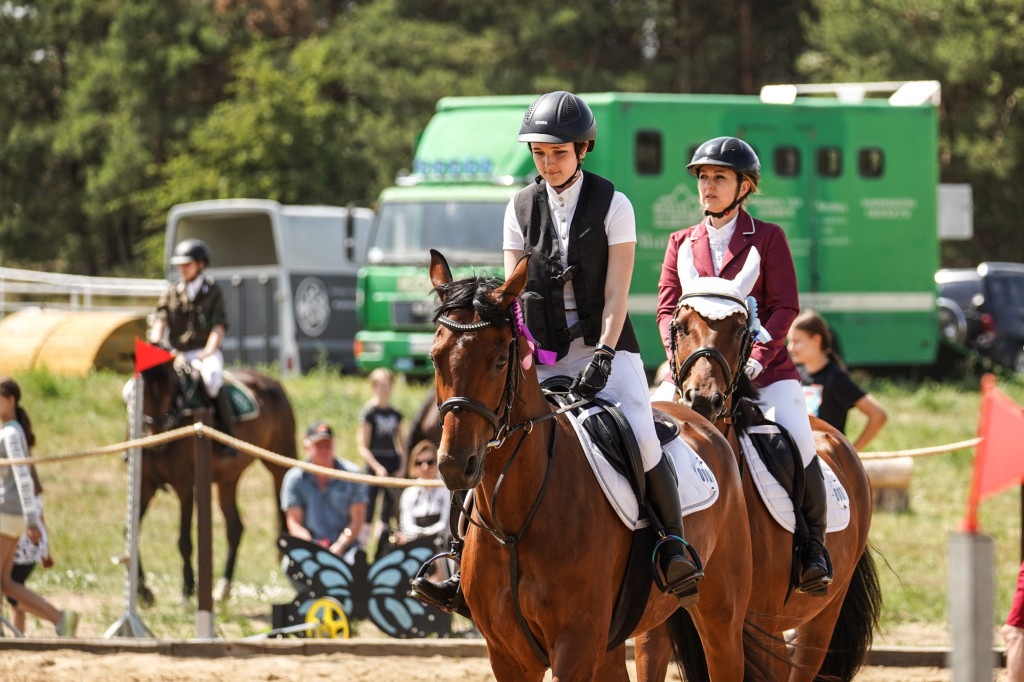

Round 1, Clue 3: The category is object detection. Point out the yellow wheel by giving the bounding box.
[305,597,350,639]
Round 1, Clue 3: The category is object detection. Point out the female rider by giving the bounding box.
[653,137,832,595]
[413,91,703,616]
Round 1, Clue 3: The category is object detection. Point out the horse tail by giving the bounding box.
[665,607,707,681]
[817,545,883,680]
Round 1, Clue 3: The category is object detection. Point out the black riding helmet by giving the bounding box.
[687,137,760,219]
[687,136,760,184]
[518,91,596,152]
[170,238,211,266]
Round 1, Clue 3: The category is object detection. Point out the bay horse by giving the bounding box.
[137,358,297,605]
[664,279,882,681]
[427,249,757,681]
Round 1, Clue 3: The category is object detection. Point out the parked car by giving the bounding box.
[935,262,1024,373]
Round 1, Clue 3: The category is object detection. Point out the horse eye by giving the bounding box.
[496,356,508,370]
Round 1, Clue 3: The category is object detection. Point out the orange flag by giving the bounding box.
[963,374,1024,532]
[134,337,175,377]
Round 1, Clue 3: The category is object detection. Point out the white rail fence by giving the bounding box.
[0,266,168,318]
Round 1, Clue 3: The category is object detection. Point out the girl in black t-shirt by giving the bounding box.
[788,309,888,451]
[357,368,407,560]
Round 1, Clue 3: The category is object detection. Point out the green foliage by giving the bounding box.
[803,0,1024,265]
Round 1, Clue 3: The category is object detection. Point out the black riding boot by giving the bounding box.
[411,569,471,619]
[646,457,704,607]
[212,390,238,458]
[796,457,833,596]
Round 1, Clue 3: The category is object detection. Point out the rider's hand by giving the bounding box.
[570,345,615,399]
[743,358,763,381]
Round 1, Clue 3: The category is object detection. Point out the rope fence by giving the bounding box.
[0,423,445,488]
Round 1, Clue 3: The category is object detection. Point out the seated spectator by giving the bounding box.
[788,309,888,451]
[395,440,449,547]
[280,421,368,561]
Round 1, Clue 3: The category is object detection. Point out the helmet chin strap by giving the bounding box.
[704,188,748,219]
[552,159,583,191]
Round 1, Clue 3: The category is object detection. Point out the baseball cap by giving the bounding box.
[305,421,334,442]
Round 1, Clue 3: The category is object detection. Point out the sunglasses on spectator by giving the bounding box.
[415,459,437,467]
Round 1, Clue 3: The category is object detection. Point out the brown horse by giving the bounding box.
[427,249,757,681]
[665,281,882,681]
[137,359,297,605]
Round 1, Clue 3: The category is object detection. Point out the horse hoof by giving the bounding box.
[213,577,232,602]
[139,587,156,609]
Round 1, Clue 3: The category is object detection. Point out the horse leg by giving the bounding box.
[633,624,674,681]
[177,484,196,603]
[213,478,244,602]
[136,482,157,608]
[485,648,546,682]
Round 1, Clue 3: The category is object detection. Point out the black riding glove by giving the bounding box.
[570,345,615,399]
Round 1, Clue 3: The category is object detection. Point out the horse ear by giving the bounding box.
[493,252,530,307]
[429,249,454,300]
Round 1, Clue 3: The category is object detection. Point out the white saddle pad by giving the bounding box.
[566,407,719,531]
[738,425,850,534]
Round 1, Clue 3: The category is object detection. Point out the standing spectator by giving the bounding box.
[7,467,54,634]
[357,368,407,559]
[281,421,368,560]
[1004,559,1024,681]
[149,238,236,456]
[787,309,888,451]
[653,136,832,596]
[0,377,77,637]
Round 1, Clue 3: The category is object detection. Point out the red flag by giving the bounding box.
[134,337,175,377]
[963,374,1024,532]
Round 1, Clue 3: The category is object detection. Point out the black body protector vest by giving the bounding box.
[513,171,641,361]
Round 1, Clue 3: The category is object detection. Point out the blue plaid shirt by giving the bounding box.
[280,458,368,544]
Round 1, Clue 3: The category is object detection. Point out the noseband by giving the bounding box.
[669,290,753,418]
[143,365,200,434]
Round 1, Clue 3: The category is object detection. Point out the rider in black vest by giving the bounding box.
[412,91,703,619]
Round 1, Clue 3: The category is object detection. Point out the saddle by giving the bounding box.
[172,358,259,421]
[732,398,850,535]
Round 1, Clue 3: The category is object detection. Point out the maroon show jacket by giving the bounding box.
[656,209,800,387]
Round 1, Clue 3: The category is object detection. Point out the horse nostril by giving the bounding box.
[462,454,477,479]
[712,393,725,415]
[682,388,696,407]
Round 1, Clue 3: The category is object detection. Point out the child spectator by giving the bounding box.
[357,368,407,559]
[787,309,888,451]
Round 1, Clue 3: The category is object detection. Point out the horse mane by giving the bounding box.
[433,275,513,329]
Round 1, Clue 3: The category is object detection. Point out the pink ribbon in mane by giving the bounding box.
[511,299,556,370]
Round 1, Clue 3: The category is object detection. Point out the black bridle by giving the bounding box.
[668,290,754,421]
[142,362,200,434]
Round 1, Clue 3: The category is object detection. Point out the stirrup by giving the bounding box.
[794,543,833,597]
[651,535,704,607]
[409,552,471,619]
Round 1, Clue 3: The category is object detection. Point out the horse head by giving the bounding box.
[139,355,195,434]
[670,277,754,421]
[427,248,529,490]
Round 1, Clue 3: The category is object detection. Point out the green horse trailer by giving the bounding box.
[355,88,942,375]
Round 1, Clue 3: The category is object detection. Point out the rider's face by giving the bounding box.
[176,260,201,282]
[530,142,583,191]
[697,166,750,217]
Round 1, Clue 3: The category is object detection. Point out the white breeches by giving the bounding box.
[181,349,225,397]
[754,379,817,468]
[537,337,662,472]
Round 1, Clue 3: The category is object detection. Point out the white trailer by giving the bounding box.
[165,199,373,375]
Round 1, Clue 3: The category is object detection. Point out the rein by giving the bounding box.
[435,308,581,667]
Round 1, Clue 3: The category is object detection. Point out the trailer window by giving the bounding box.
[774,147,800,177]
[817,147,842,178]
[858,148,884,178]
[635,131,662,175]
